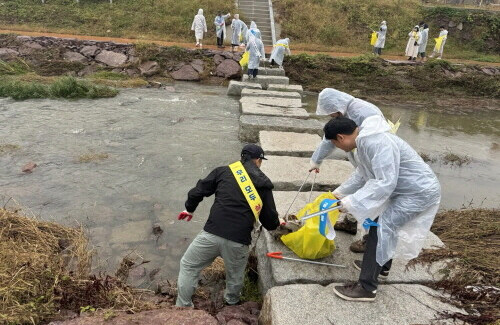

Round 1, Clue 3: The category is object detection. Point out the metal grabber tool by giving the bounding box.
[267,251,346,268]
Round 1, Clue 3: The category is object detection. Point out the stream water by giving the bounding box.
[1,84,499,288]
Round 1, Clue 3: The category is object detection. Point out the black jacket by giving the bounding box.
[185,160,280,245]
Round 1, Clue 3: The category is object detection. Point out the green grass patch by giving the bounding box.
[90,71,129,80]
[0,76,118,100]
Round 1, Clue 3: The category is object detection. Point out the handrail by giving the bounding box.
[268,0,277,45]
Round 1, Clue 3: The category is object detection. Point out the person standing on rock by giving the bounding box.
[191,9,208,48]
[230,14,244,52]
[418,22,429,62]
[246,30,265,79]
[175,144,280,307]
[429,26,448,60]
[215,12,231,48]
[269,38,291,69]
[372,21,387,56]
[309,88,387,251]
[322,117,441,302]
[405,25,421,61]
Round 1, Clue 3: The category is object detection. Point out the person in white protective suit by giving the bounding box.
[321,117,440,302]
[372,21,387,55]
[429,26,448,59]
[246,30,265,79]
[230,14,244,52]
[246,21,259,44]
[191,9,208,48]
[214,12,231,48]
[269,38,291,68]
[309,88,387,241]
[418,22,429,62]
[405,25,421,61]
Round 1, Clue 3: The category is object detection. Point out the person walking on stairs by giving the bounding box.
[175,144,280,307]
[322,117,440,302]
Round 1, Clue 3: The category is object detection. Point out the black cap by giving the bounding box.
[241,144,267,160]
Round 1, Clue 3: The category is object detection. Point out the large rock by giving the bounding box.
[267,84,303,94]
[239,115,323,142]
[242,75,289,89]
[18,41,43,55]
[241,89,301,99]
[214,54,225,65]
[170,64,200,81]
[191,59,204,73]
[139,60,160,76]
[258,67,286,76]
[63,51,87,63]
[227,80,262,96]
[80,45,99,57]
[259,131,321,157]
[95,50,127,67]
[259,283,465,325]
[216,59,242,79]
[261,156,353,191]
[0,48,19,60]
[50,308,218,325]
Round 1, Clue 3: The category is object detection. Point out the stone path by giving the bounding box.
[226,67,461,324]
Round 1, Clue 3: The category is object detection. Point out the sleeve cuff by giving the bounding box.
[310,159,320,169]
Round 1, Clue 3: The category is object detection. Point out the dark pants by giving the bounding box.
[373,47,382,55]
[217,30,224,47]
[359,218,392,292]
[248,68,258,78]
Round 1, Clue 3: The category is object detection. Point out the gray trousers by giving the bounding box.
[176,230,249,307]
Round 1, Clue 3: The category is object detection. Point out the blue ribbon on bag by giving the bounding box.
[362,218,380,230]
[319,199,340,240]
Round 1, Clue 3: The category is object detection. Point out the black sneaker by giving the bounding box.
[353,260,389,280]
[333,283,376,302]
[334,217,357,235]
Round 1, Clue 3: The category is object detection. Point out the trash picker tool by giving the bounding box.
[266,251,346,268]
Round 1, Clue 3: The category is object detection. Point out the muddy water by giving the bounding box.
[303,93,500,210]
[0,83,241,286]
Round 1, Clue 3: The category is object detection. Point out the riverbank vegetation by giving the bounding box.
[411,208,499,325]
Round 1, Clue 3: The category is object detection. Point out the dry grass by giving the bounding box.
[410,208,499,324]
[441,152,472,167]
[201,257,226,282]
[78,152,109,163]
[0,208,155,324]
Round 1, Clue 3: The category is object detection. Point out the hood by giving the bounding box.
[242,160,274,190]
[316,88,355,116]
[197,9,203,15]
[357,115,391,139]
[381,21,387,25]
[250,21,257,29]
[284,38,290,44]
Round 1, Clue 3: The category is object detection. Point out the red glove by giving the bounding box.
[178,210,193,222]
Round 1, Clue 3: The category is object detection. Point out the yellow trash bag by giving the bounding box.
[434,36,445,52]
[281,192,340,260]
[370,32,378,46]
[239,51,250,68]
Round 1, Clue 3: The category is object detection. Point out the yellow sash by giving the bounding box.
[274,43,289,48]
[229,161,263,221]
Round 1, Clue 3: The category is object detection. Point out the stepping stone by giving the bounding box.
[239,115,323,143]
[241,102,309,119]
[259,131,321,157]
[227,80,262,96]
[240,96,302,108]
[256,224,446,294]
[259,283,465,325]
[267,84,303,94]
[241,89,301,99]
[260,156,353,191]
[242,75,289,88]
[258,67,286,76]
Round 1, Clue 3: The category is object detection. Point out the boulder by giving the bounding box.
[63,51,87,63]
[18,42,43,55]
[95,50,127,67]
[49,308,218,325]
[15,36,32,42]
[221,51,234,59]
[191,59,204,73]
[0,48,19,60]
[216,59,242,79]
[126,68,140,77]
[227,80,262,96]
[457,22,463,30]
[139,60,160,76]
[80,45,99,57]
[216,305,258,325]
[170,64,200,81]
[214,54,225,65]
[448,20,457,28]
[77,64,100,77]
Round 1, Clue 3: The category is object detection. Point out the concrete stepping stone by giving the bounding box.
[241,102,309,119]
[258,67,286,76]
[242,75,289,88]
[259,131,321,157]
[260,156,353,191]
[259,283,465,325]
[227,80,262,96]
[241,89,301,99]
[267,84,303,94]
[240,96,302,108]
[239,115,323,142]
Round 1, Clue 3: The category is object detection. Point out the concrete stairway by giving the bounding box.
[238,0,275,46]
